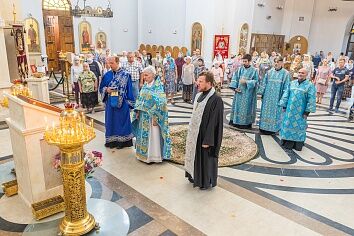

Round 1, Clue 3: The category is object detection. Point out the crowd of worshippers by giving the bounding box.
[68,45,353,189]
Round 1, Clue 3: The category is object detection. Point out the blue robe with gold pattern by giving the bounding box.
[229,66,259,125]
[258,68,290,132]
[99,69,135,143]
[132,77,171,160]
[279,79,316,142]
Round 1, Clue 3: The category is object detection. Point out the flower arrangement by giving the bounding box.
[53,150,103,178]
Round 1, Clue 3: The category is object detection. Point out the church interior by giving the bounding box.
[0,0,354,235]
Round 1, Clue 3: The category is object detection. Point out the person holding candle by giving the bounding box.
[99,56,135,149]
[132,66,171,163]
[78,62,98,113]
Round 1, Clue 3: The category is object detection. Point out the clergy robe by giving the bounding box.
[185,88,224,189]
[258,68,290,134]
[229,66,259,128]
[99,69,135,147]
[132,77,171,163]
[279,79,316,150]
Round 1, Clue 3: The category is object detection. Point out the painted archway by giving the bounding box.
[345,20,354,59]
[24,17,41,54]
[191,22,203,54]
[287,35,308,55]
[239,23,249,54]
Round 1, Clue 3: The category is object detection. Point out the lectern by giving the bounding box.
[5,94,63,207]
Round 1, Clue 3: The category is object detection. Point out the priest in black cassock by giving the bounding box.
[184,71,224,190]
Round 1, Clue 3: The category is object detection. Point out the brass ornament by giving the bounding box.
[1,180,18,197]
[44,102,96,235]
[31,195,65,221]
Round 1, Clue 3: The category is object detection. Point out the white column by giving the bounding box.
[0,17,12,92]
[26,76,50,103]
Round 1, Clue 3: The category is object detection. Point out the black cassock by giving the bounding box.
[185,90,224,189]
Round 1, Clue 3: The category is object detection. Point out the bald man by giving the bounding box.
[278,68,317,151]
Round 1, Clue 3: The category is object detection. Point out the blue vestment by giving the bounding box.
[132,77,171,161]
[279,79,316,142]
[99,69,135,143]
[229,66,259,126]
[258,68,290,132]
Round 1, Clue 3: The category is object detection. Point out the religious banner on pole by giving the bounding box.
[13,25,29,80]
[213,35,230,59]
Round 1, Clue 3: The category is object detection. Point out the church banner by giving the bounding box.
[213,35,230,59]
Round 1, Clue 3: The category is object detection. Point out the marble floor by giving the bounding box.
[0,89,353,236]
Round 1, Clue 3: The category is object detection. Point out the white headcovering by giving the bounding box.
[142,65,156,75]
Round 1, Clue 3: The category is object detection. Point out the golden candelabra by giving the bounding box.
[0,96,9,108]
[11,82,32,97]
[44,102,96,235]
[0,81,32,108]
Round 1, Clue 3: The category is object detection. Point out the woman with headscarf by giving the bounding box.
[146,53,153,66]
[290,55,303,80]
[193,58,207,102]
[256,51,272,83]
[163,51,178,104]
[210,61,224,93]
[71,56,83,107]
[175,51,185,92]
[78,62,98,113]
[252,51,260,68]
[181,56,194,103]
[132,66,171,163]
[302,54,315,81]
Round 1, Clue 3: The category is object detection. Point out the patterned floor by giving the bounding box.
[0,88,353,235]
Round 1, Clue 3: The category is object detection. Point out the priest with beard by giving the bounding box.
[184,71,224,190]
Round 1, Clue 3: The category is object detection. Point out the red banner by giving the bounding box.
[213,35,230,59]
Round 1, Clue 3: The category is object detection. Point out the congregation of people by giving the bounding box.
[68,44,354,190]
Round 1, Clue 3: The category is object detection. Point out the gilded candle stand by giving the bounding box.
[44,102,97,235]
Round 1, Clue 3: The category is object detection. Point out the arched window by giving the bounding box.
[43,0,71,11]
[346,22,354,59]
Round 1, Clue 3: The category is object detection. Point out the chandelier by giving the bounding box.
[73,0,113,18]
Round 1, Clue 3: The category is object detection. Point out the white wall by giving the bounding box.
[110,0,138,53]
[0,0,22,21]
[138,0,186,47]
[73,17,112,54]
[308,0,354,57]
[14,0,138,56]
[72,0,113,53]
[229,0,255,55]
[185,0,216,65]
[281,0,315,41]
[19,0,46,57]
[213,0,255,56]
[252,0,285,35]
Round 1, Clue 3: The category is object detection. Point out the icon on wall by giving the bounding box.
[191,22,203,53]
[79,21,92,53]
[24,17,41,54]
[239,23,249,54]
[96,32,107,50]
